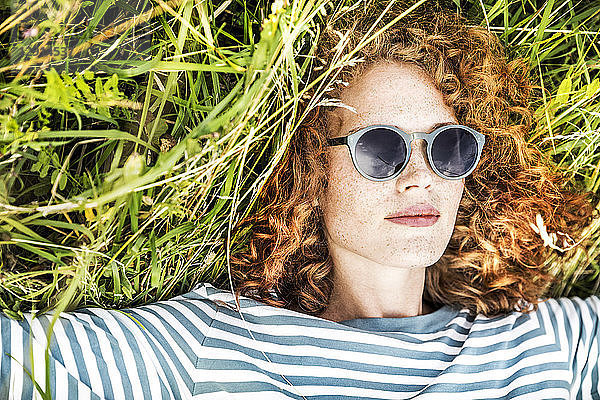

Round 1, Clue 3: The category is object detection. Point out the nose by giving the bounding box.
[394,138,433,190]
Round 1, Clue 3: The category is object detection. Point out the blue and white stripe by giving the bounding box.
[1,283,598,399]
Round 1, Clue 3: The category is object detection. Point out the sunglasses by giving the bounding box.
[326,124,485,181]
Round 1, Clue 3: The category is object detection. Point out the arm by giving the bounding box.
[0,287,218,400]
[573,296,600,399]
[0,310,112,400]
[559,295,600,398]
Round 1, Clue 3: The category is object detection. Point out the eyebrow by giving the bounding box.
[346,121,456,135]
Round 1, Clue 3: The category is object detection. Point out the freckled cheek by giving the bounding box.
[324,176,355,216]
[323,173,376,230]
[439,182,464,220]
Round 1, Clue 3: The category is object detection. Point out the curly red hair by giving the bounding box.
[226,0,598,317]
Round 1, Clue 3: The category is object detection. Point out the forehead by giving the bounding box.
[327,62,456,135]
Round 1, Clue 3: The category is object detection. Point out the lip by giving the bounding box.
[386,215,440,227]
[385,203,440,219]
[385,203,441,227]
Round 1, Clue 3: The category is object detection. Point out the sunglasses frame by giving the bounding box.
[326,124,486,182]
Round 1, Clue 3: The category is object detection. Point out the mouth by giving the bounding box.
[385,203,440,219]
[385,215,440,227]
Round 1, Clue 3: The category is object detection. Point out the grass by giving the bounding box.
[0,0,599,396]
[0,0,598,325]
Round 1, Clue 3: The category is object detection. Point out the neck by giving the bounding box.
[317,248,434,322]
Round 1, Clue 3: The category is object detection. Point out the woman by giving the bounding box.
[1,1,599,399]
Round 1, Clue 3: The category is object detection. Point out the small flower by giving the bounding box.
[142,195,153,206]
[21,27,38,39]
[529,213,555,248]
[160,135,176,153]
[270,0,289,15]
[529,213,581,253]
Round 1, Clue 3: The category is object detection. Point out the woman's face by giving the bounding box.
[319,61,464,270]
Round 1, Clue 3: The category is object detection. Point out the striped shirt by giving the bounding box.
[1,282,599,399]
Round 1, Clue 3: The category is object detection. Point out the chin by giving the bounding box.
[388,249,445,267]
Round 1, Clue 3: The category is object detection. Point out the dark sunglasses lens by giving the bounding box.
[355,128,406,179]
[431,127,478,177]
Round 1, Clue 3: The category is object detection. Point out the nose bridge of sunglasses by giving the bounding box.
[407,136,428,160]
[399,135,433,175]
[410,137,427,149]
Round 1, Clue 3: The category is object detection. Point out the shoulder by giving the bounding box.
[186,283,348,334]
[507,294,600,347]
[533,294,600,322]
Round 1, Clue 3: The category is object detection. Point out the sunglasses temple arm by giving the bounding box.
[327,136,347,146]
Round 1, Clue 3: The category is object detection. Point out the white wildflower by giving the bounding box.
[271,0,288,15]
[529,213,583,252]
[529,213,556,248]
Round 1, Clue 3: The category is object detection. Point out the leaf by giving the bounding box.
[59,173,67,191]
[75,74,95,101]
[585,78,600,99]
[83,70,94,80]
[84,207,95,221]
[123,152,145,182]
[146,118,168,142]
[0,130,160,153]
[40,164,49,178]
[128,192,140,233]
[150,230,159,288]
[51,169,59,185]
[119,270,133,300]
[185,137,201,155]
[555,77,571,105]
